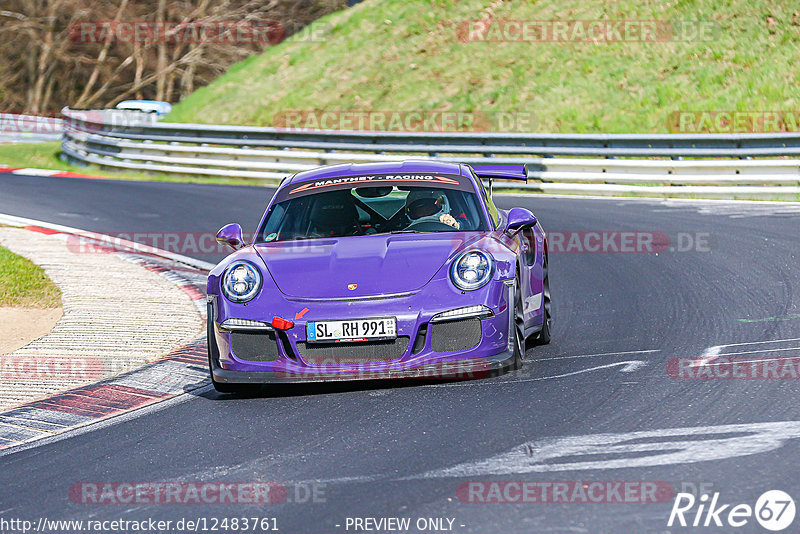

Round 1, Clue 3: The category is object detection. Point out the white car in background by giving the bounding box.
[115,100,172,115]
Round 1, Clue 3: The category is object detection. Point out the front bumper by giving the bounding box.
[210,348,515,383]
[208,275,516,383]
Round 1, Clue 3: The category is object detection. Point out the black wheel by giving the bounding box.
[534,253,552,345]
[511,275,526,369]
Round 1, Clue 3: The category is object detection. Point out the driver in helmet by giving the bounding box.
[404,189,460,229]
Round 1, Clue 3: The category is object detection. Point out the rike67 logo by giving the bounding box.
[668,490,795,531]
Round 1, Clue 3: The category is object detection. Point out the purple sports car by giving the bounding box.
[207,160,550,392]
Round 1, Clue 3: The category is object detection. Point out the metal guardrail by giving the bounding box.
[60,107,800,200]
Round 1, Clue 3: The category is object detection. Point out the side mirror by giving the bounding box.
[504,208,537,235]
[216,223,244,251]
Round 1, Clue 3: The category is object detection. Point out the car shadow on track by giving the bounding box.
[194,370,514,400]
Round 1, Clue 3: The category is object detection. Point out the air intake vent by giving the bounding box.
[230,332,280,362]
[297,337,410,365]
[430,319,482,352]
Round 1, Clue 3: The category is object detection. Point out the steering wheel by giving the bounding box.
[308,224,362,238]
[404,220,458,232]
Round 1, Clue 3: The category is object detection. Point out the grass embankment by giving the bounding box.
[167,0,800,133]
[0,245,61,308]
[3,0,798,196]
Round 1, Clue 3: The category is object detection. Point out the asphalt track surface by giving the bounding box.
[2,173,800,533]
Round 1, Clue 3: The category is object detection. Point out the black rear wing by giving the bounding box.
[470,164,528,197]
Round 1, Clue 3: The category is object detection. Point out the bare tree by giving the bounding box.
[0,0,347,113]
[74,0,130,107]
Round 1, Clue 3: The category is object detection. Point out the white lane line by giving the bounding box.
[691,338,800,367]
[539,349,660,361]
[702,356,800,366]
[718,346,800,357]
[717,337,800,349]
[424,360,648,388]
[409,420,800,478]
[691,345,722,368]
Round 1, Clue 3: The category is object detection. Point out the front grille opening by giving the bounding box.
[430,319,482,353]
[297,336,410,365]
[412,324,428,354]
[230,331,281,362]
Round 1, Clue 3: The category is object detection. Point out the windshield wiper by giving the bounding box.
[388,229,422,234]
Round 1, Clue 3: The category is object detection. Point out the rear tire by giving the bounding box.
[511,275,525,370]
[534,253,552,345]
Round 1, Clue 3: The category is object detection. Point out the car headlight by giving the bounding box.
[221,261,262,303]
[450,250,494,291]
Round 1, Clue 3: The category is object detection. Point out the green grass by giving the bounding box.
[0,142,277,186]
[0,245,61,308]
[167,0,800,133]
[5,0,799,197]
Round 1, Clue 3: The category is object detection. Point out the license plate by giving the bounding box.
[306,317,396,343]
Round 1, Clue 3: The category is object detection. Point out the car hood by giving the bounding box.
[255,233,481,299]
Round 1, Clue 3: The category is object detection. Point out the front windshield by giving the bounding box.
[257,173,488,242]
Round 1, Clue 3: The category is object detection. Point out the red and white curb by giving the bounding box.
[0,341,209,449]
[0,166,106,179]
[0,214,214,453]
[0,213,214,272]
